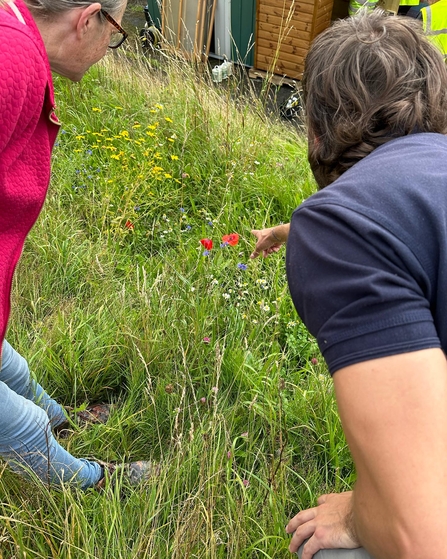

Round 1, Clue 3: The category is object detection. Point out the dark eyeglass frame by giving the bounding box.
[100,9,128,49]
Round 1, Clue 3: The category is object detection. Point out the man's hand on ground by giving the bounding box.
[286,491,360,558]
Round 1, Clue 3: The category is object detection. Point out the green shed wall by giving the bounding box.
[231,0,256,66]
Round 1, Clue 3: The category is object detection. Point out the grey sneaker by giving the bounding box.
[95,460,159,490]
[54,403,113,438]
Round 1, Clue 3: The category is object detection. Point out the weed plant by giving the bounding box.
[1,46,354,558]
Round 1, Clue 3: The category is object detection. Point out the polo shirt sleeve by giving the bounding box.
[286,202,441,375]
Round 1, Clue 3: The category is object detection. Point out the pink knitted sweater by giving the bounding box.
[0,0,60,348]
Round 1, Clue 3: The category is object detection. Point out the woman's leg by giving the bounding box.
[0,341,102,489]
[0,340,67,428]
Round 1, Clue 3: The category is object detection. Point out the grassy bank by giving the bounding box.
[0,48,353,558]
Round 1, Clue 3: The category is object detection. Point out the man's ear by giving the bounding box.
[75,2,102,39]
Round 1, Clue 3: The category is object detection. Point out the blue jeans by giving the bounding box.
[0,340,102,489]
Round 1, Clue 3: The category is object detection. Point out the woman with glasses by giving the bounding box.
[0,0,152,489]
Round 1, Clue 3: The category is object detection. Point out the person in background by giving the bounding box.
[419,0,447,58]
[252,11,447,559]
[348,0,426,18]
[0,0,153,490]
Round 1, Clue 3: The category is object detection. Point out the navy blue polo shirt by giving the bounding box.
[286,133,447,374]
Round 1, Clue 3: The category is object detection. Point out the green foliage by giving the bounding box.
[3,50,352,558]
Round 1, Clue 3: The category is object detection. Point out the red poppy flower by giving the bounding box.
[200,238,213,250]
[222,233,239,246]
[125,220,134,230]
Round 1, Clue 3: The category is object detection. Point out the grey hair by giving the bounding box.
[24,0,126,17]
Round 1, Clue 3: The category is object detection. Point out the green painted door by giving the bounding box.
[231,0,256,66]
[146,0,162,28]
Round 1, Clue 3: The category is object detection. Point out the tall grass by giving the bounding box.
[1,47,353,558]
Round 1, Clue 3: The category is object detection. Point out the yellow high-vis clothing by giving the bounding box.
[421,0,447,58]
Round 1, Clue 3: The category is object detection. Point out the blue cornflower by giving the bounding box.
[203,250,210,256]
[237,263,248,270]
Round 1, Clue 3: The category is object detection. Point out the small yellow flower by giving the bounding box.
[164,173,172,179]
[132,123,141,129]
[152,166,163,173]
[147,123,159,130]
[155,103,163,109]
[165,117,173,123]
[114,106,123,110]
[146,132,155,137]
[92,107,102,112]
[120,130,129,137]
[171,155,179,160]
[75,135,85,140]
[110,154,120,160]
[167,138,174,143]
[74,149,82,153]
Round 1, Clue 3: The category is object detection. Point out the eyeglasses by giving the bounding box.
[100,9,128,49]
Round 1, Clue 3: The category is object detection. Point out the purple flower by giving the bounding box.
[180,207,185,212]
[211,386,218,393]
[203,337,211,344]
[203,250,210,256]
[220,242,229,248]
[237,263,247,271]
[243,479,250,487]
[311,358,319,365]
